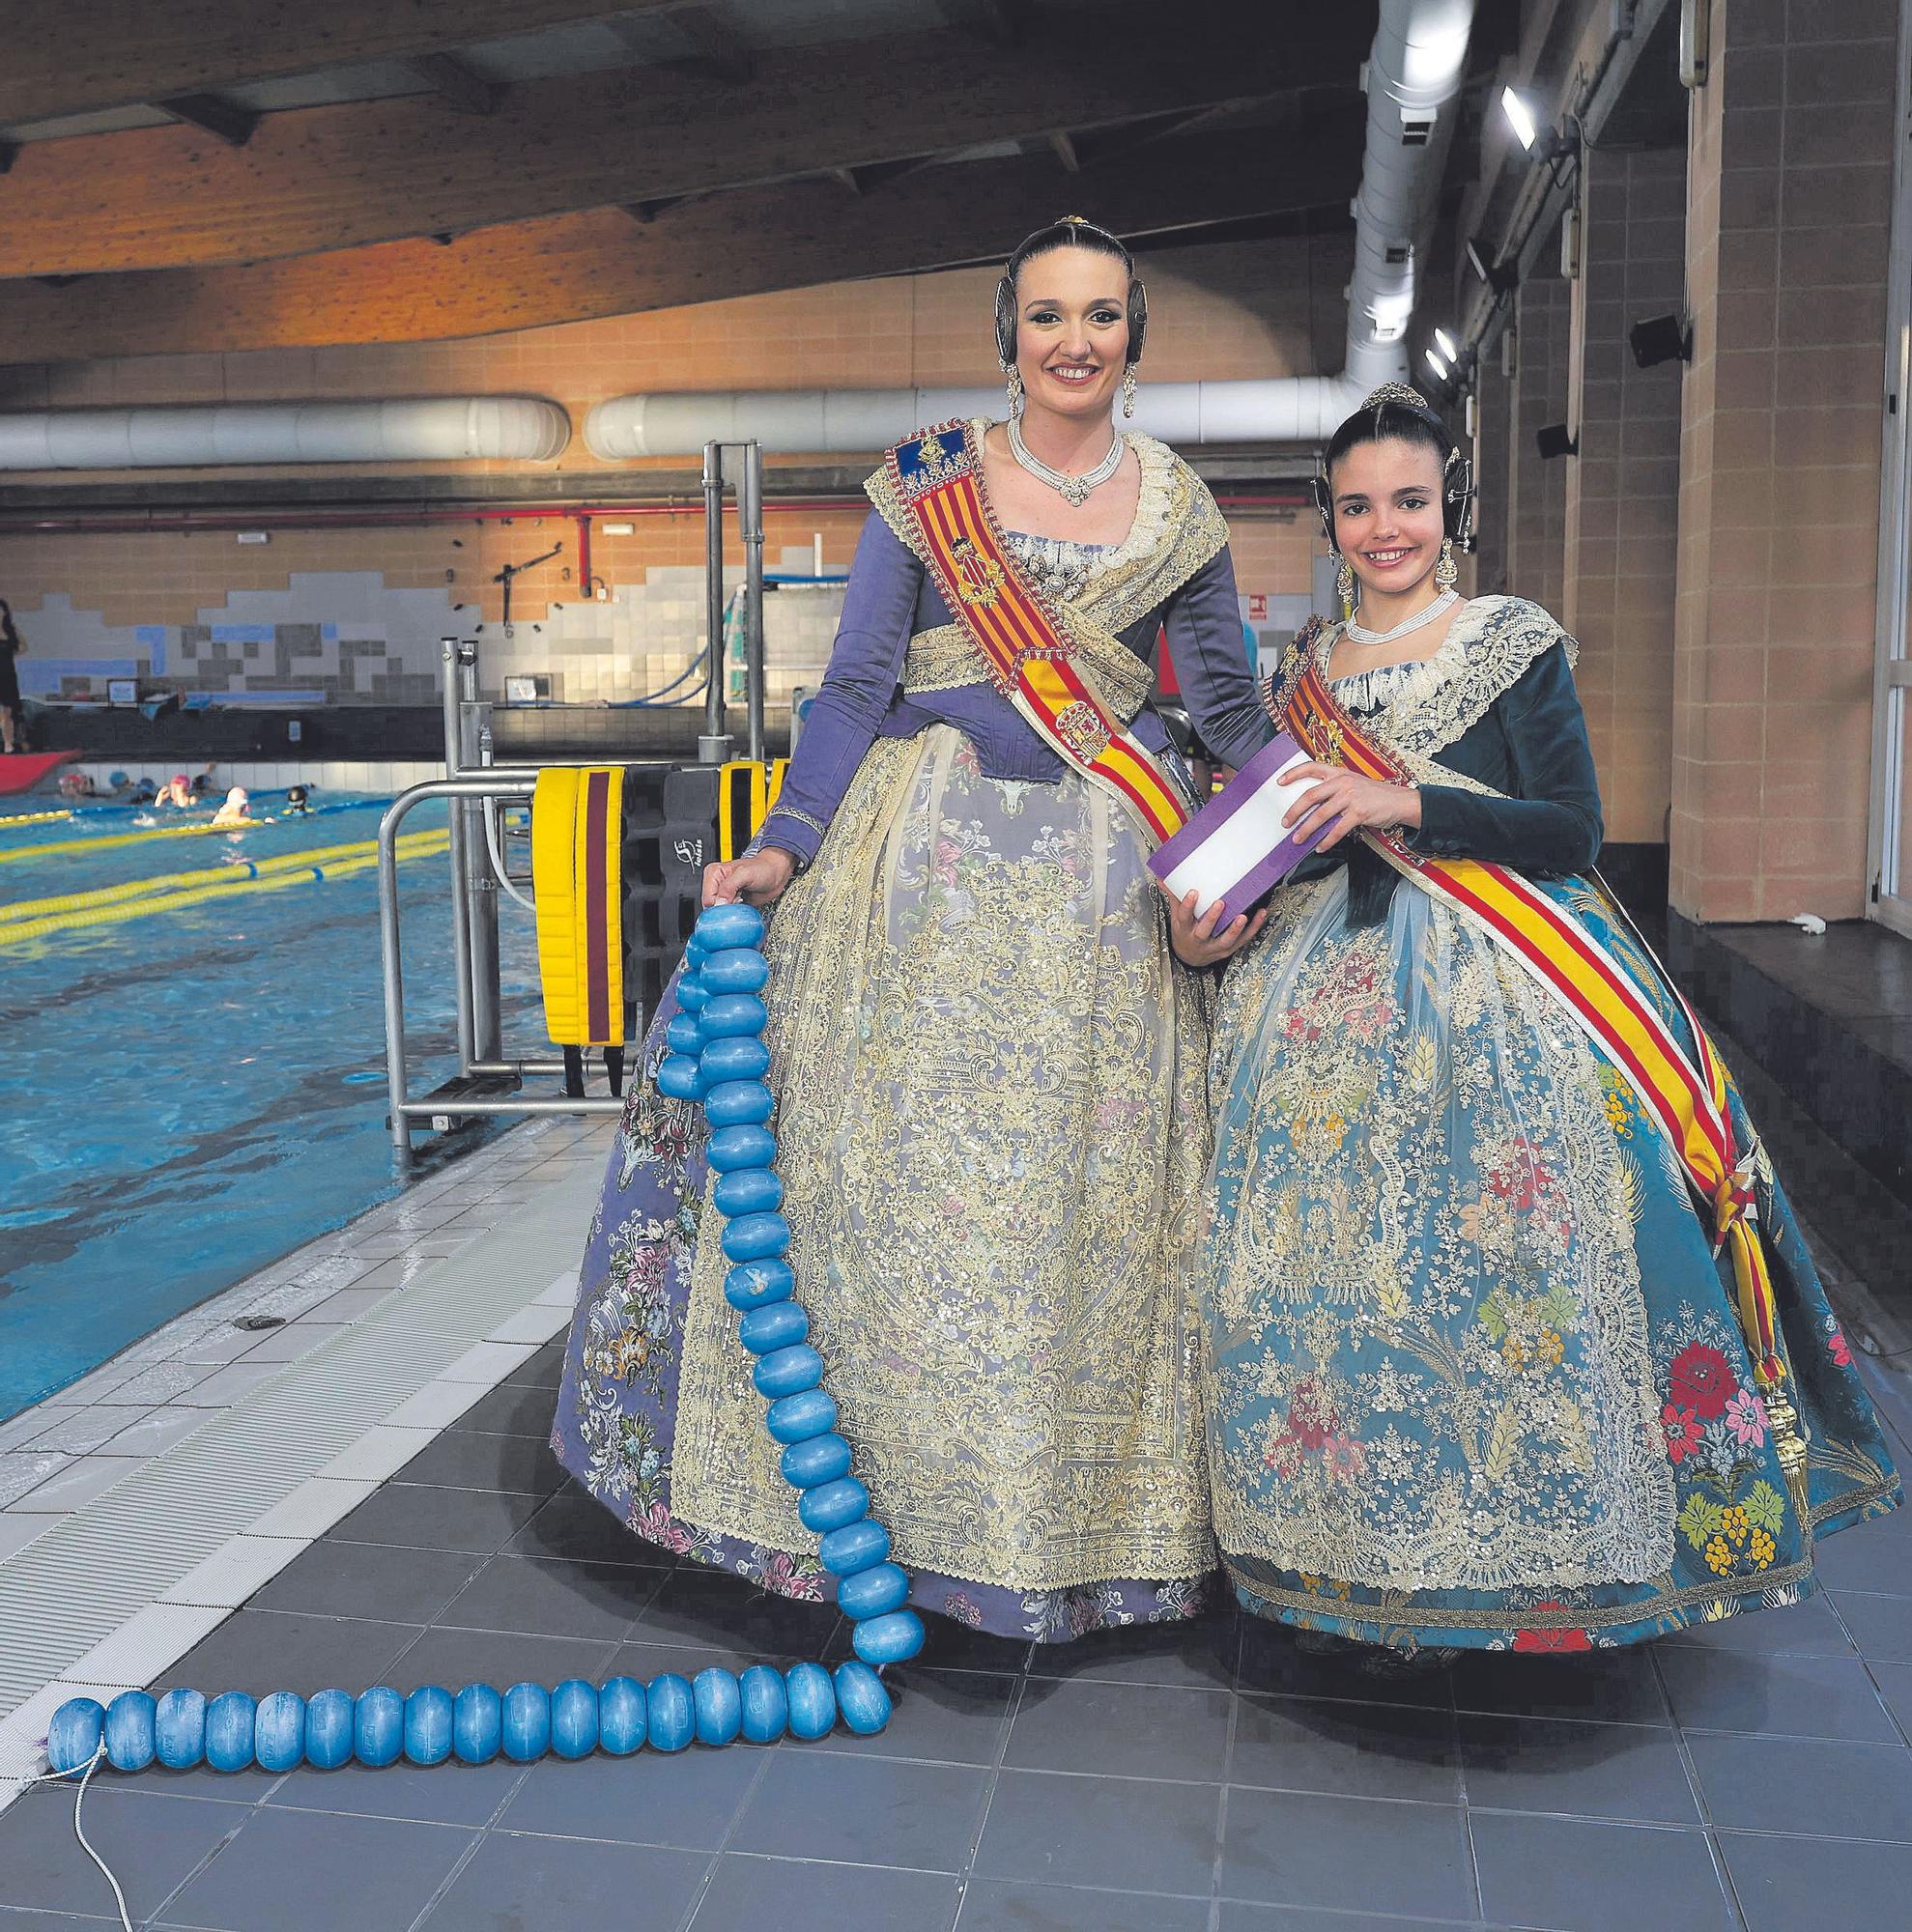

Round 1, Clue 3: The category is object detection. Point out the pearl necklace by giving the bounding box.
[1345,588,1458,646]
[1007,417,1126,508]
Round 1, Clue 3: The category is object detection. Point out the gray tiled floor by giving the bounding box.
[6,1223,1912,1932]
[1,1331,1908,1932]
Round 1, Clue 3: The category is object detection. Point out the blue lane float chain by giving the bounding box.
[46,901,925,1781]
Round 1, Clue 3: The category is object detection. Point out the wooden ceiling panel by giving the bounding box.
[0,1,676,128]
[0,10,1368,278]
[0,123,1362,364]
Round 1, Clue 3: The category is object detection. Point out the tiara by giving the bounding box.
[1359,382,1434,413]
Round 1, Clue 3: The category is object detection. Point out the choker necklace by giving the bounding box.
[1345,588,1458,646]
[1007,417,1125,508]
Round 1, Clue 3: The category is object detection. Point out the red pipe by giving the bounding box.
[0,497,870,537]
[0,491,1310,539]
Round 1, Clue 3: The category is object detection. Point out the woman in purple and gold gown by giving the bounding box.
[553,218,1270,1641]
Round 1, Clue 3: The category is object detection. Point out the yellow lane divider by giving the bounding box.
[0,833,449,946]
[0,809,74,831]
[0,818,233,865]
[0,832,446,925]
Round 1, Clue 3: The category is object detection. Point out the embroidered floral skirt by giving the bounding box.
[1203,867,1899,1653]
[553,726,1219,1641]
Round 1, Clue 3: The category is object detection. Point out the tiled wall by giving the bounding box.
[1470,357,1514,599]
[0,236,1337,710]
[1567,146,1688,847]
[0,509,1305,714]
[1671,0,1898,922]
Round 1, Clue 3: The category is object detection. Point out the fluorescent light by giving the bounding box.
[600,522,636,535]
[1501,85,1538,151]
[1434,327,1458,361]
[1424,348,1451,381]
[236,530,270,545]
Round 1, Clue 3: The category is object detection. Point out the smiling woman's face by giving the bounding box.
[1328,437,1448,603]
[1012,245,1129,423]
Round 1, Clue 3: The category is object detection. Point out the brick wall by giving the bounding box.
[0,237,1341,704]
[1568,146,1688,847]
[0,235,1350,488]
[1508,273,1573,613]
[1670,0,1898,921]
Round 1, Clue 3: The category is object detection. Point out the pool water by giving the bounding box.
[0,793,544,1419]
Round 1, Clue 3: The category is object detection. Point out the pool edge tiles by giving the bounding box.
[0,1114,588,1438]
[0,1159,600,1814]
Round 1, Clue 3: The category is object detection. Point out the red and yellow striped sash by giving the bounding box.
[1281,645,1784,1382]
[885,421,1187,845]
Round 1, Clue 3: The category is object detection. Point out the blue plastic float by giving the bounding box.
[44,901,923,1781]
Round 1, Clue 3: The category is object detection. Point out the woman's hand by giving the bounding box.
[1156,881,1268,967]
[1281,762,1420,852]
[703,846,797,907]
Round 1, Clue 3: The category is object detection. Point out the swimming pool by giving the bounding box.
[0,793,543,1419]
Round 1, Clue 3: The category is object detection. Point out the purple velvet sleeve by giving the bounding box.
[756,511,922,867]
[1162,545,1272,772]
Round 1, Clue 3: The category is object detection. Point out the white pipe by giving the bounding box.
[585,0,1474,459]
[0,397,570,470]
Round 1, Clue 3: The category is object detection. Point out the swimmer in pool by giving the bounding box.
[155,774,193,809]
[210,785,261,829]
[284,783,311,815]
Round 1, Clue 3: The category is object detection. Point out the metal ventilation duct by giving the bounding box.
[0,397,571,470]
[586,0,1476,457]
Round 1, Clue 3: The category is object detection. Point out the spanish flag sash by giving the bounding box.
[1280,628,1791,1401]
[884,420,1188,844]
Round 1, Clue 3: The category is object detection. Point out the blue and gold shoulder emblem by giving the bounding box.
[891,421,972,498]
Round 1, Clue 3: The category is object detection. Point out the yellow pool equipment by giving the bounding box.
[532,766,628,1096]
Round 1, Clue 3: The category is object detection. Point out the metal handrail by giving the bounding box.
[377,773,625,1167]
[382,438,770,1166]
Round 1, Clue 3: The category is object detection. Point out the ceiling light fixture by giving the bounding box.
[1501,86,1538,150]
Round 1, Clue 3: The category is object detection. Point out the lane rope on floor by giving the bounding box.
[0,1155,604,1813]
[41,904,920,1797]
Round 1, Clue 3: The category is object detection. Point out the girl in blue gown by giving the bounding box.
[1200,387,1898,1653]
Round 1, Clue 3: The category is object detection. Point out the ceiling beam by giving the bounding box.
[620,195,696,224]
[934,0,1025,46]
[156,93,260,146]
[406,53,500,118]
[1068,106,1218,170]
[663,5,755,86]
[0,9,1368,278]
[1049,130,1081,173]
[0,121,1362,366]
[0,2,677,128]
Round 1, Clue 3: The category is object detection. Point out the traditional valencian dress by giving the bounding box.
[1203,597,1899,1652]
[553,420,1270,1640]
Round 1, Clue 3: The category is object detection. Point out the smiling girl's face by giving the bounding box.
[1013,245,1129,423]
[1329,437,1447,604]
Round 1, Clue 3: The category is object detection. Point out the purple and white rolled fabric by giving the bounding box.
[1149,729,1329,924]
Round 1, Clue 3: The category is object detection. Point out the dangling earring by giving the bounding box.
[1122,366,1137,419]
[1435,537,1458,592]
[1335,555,1356,614]
[1003,363,1024,418]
